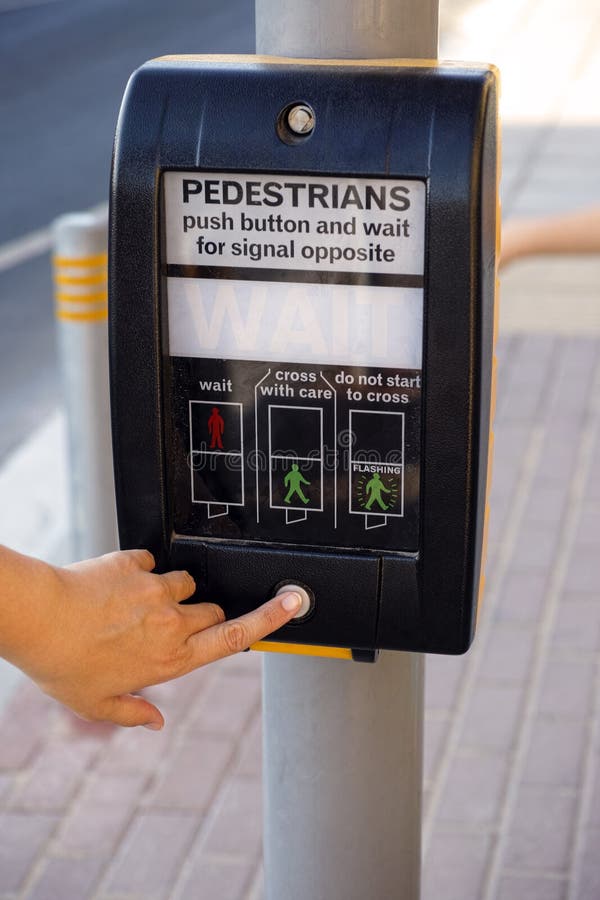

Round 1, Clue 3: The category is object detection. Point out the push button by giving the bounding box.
[275,583,313,620]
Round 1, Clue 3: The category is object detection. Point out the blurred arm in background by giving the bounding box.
[501,205,600,269]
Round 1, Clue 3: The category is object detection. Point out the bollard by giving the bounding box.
[52,211,118,560]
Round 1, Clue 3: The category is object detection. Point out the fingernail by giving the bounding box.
[280,591,302,612]
[143,722,163,731]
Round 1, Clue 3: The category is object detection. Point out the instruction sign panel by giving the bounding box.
[164,171,424,275]
[163,171,424,551]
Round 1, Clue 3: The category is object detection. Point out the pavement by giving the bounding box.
[1,0,600,899]
[1,326,599,900]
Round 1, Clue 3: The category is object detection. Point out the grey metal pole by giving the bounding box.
[263,651,424,899]
[52,211,118,561]
[256,0,438,60]
[258,3,436,899]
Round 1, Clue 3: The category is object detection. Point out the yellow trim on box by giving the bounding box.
[53,253,108,268]
[476,67,501,623]
[251,641,353,660]
[155,54,443,68]
[154,56,500,79]
[493,276,500,348]
[490,354,498,423]
[56,309,108,323]
[486,430,495,491]
[54,273,107,286]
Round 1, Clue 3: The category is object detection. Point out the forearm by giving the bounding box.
[0,545,63,666]
[501,206,600,268]
[0,545,302,728]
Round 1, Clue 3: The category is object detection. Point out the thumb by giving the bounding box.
[99,694,165,730]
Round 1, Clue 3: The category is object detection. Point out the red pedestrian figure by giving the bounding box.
[207,406,225,449]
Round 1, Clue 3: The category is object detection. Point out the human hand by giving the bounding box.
[4,549,302,730]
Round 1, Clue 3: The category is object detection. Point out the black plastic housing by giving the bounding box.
[109,56,498,655]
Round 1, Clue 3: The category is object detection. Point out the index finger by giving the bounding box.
[122,549,156,572]
[184,591,303,669]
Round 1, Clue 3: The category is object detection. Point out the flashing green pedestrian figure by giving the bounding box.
[284,463,311,505]
[365,472,391,511]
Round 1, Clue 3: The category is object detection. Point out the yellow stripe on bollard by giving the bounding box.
[55,291,108,304]
[53,253,108,268]
[56,308,108,322]
[54,273,107,286]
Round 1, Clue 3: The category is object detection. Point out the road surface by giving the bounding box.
[0,0,253,461]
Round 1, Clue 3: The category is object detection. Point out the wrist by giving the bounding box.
[0,547,66,670]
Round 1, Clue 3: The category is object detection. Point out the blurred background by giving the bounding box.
[1,0,599,470]
[0,1,599,898]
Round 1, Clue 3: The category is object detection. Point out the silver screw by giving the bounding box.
[287,104,315,135]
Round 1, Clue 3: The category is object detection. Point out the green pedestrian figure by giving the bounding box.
[365,472,391,511]
[284,463,311,505]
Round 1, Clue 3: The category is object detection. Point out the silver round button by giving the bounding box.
[275,583,312,619]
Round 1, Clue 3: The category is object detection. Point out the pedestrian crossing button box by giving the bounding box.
[110,55,499,658]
